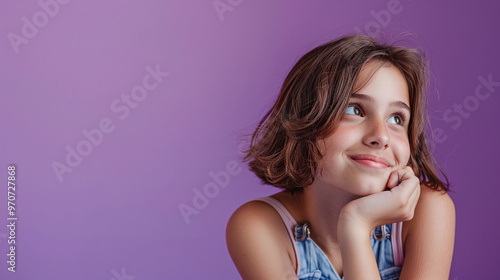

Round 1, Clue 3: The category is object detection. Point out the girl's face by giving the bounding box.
[314,61,411,196]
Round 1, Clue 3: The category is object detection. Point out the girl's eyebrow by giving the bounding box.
[350,93,410,112]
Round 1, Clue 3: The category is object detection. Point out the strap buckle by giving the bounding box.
[294,223,311,241]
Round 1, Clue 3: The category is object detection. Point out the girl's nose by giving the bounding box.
[363,119,390,149]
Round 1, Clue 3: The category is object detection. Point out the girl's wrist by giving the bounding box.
[338,204,373,243]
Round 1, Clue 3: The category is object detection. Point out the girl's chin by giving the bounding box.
[348,183,387,196]
[312,176,389,195]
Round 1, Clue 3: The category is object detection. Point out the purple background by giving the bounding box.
[1,0,499,279]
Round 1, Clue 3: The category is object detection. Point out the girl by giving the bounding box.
[226,35,455,280]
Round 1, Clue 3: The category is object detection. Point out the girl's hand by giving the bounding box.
[337,166,421,279]
[339,166,421,233]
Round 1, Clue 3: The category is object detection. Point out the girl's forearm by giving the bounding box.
[338,210,381,280]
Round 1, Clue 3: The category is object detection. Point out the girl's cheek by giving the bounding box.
[393,134,411,168]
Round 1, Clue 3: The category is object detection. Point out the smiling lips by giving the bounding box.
[350,154,392,169]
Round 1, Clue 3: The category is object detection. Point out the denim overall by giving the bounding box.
[255,197,403,280]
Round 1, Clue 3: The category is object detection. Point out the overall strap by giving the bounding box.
[391,222,404,266]
[253,197,300,275]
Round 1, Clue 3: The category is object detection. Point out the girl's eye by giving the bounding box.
[346,105,362,116]
[388,115,403,125]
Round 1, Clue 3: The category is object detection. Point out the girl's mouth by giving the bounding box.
[349,154,392,169]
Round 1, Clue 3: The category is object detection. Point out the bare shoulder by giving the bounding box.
[400,185,456,279]
[226,199,289,241]
[226,199,297,280]
[402,185,456,248]
[404,185,455,233]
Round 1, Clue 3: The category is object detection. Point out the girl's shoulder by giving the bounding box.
[400,184,455,277]
[227,197,289,229]
[227,190,304,228]
[402,184,455,239]
[226,196,298,278]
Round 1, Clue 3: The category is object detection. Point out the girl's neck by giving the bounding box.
[301,181,360,247]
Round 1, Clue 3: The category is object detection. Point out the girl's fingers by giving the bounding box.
[386,170,400,189]
[405,183,420,220]
[397,167,413,183]
[351,166,421,226]
[396,167,421,220]
[387,166,413,189]
[396,167,417,191]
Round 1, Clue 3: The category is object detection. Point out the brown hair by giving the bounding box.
[243,34,449,192]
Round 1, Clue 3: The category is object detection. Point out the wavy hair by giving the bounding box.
[243,34,449,192]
